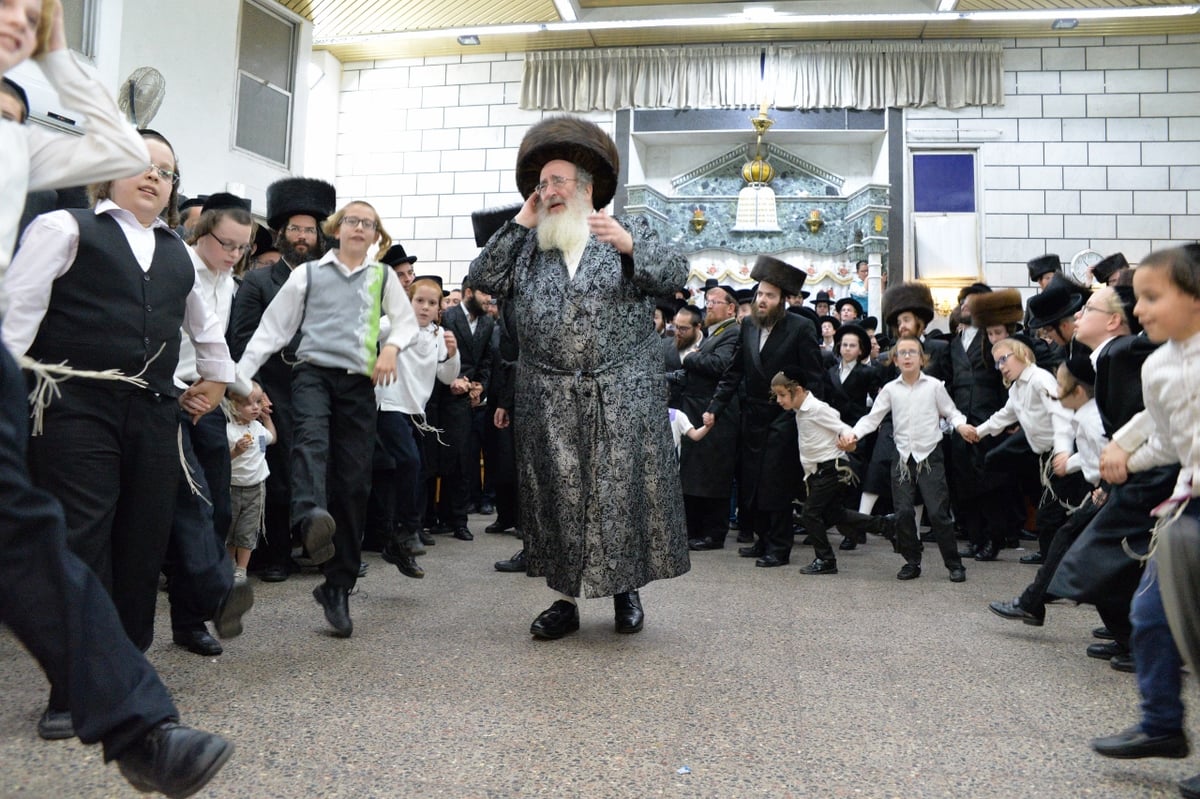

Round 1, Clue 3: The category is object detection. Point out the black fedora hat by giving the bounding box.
[1026,273,1085,330]
[834,296,863,317]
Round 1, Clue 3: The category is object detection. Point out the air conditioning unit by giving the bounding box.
[6,59,84,136]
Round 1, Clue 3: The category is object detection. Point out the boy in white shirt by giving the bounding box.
[227,391,275,584]
[840,336,971,582]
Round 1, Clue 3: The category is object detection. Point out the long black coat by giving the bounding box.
[826,360,881,426]
[710,312,825,511]
[425,303,494,475]
[677,317,740,498]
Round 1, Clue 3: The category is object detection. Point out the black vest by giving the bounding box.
[27,210,194,397]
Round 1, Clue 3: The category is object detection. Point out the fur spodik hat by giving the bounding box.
[1092,252,1128,285]
[970,288,1024,329]
[750,255,807,297]
[516,116,619,211]
[881,281,935,330]
[266,177,336,232]
[1026,254,1061,283]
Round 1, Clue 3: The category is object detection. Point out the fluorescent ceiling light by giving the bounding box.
[552,0,577,23]
[936,0,956,10]
[313,5,1200,45]
[1051,18,1079,30]
[457,34,480,45]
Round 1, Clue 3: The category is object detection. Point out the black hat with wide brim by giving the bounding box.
[516,116,619,211]
[1026,273,1085,330]
[471,204,522,247]
[380,244,418,267]
[751,255,807,297]
[835,296,863,317]
[266,177,336,232]
[834,323,872,358]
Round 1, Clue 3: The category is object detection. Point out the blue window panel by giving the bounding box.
[913,153,975,213]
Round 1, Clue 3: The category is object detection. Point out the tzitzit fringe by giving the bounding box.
[21,343,165,436]
[1125,497,1191,566]
[1037,453,1082,513]
[895,456,931,485]
[410,411,447,446]
[177,425,212,505]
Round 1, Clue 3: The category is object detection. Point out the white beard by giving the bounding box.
[536,194,591,261]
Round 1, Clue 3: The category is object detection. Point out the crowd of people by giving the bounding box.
[3,2,1200,796]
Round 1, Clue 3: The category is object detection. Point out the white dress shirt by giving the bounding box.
[3,200,235,384]
[852,373,966,463]
[376,320,460,413]
[1065,399,1107,487]
[0,49,149,310]
[174,247,237,388]
[793,392,851,475]
[975,364,1073,455]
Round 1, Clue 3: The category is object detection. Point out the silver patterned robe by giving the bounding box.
[469,216,690,598]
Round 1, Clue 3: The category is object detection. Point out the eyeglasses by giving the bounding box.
[535,175,578,194]
[206,231,252,256]
[894,350,921,358]
[145,164,178,185]
[485,299,497,306]
[341,216,378,231]
[707,299,730,306]
[285,224,318,236]
[1081,302,1115,315]
[995,353,1014,369]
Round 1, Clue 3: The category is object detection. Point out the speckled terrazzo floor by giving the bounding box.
[2,516,1196,799]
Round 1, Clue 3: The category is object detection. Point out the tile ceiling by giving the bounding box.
[275,0,1200,61]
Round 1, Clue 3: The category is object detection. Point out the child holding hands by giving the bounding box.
[227,390,275,583]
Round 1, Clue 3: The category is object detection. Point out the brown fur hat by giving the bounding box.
[516,116,619,210]
[750,255,807,297]
[970,288,1024,329]
[881,281,935,330]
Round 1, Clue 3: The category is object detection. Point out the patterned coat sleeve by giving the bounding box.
[619,216,689,298]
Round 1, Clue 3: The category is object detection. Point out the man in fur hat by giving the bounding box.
[228,176,336,583]
[469,116,689,639]
[881,281,950,382]
[704,255,826,568]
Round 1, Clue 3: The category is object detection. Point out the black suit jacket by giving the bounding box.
[1095,334,1160,438]
[228,258,303,398]
[827,361,882,426]
[949,330,1005,424]
[440,303,495,396]
[676,317,740,497]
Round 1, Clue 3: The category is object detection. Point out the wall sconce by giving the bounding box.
[690,208,708,234]
[805,209,824,234]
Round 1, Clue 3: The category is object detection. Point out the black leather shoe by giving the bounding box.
[300,508,336,564]
[117,721,234,799]
[1087,640,1129,660]
[873,514,899,542]
[755,554,789,567]
[614,590,644,633]
[688,538,725,551]
[452,527,474,541]
[312,583,352,638]
[1091,724,1189,759]
[1180,772,1200,799]
[418,529,436,546]
[173,628,223,657]
[530,600,579,639]
[738,544,765,558]
[37,708,74,740]
[382,544,425,578]
[799,558,838,575]
[838,538,858,551]
[988,598,1045,626]
[259,564,289,583]
[1111,653,1136,673]
[1093,626,1115,640]
[212,576,254,639]
[957,546,977,559]
[735,531,754,543]
[495,549,527,573]
[974,542,997,561]
[948,567,967,583]
[1019,551,1045,565]
[478,501,496,515]
[897,563,922,580]
[485,521,516,535]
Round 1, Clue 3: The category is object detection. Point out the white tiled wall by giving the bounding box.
[336,36,1200,288]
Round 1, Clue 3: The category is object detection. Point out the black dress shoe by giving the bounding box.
[688,538,724,551]
[735,531,754,543]
[738,544,765,558]
[897,563,922,580]
[452,527,474,541]
[382,544,425,578]
[299,508,336,564]
[495,549,527,573]
[838,538,858,551]
[755,554,789,567]
[37,708,74,740]
[988,598,1044,626]
[173,628,223,657]
[957,546,977,559]
[1019,551,1045,565]
[1091,724,1189,759]
[485,521,516,534]
[1087,640,1129,660]
[1111,653,1136,673]
[1180,772,1200,799]
[974,542,997,561]
[799,558,838,575]
[312,583,353,638]
[948,567,967,583]
[117,721,234,799]
[530,600,579,639]
[873,514,899,542]
[614,590,644,633]
[1093,625,1115,640]
[418,529,437,546]
[259,564,289,583]
[212,576,254,639]
[478,501,496,516]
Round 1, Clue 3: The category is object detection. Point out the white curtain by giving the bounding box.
[521,42,1004,112]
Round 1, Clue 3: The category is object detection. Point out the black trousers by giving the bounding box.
[165,408,233,633]
[893,450,962,570]
[0,347,176,758]
[1019,496,1101,614]
[376,411,424,536]
[290,364,375,589]
[423,394,472,529]
[798,463,878,561]
[28,381,179,652]
[251,377,294,572]
[683,494,730,544]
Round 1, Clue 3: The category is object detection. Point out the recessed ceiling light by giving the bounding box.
[457,34,480,45]
[1051,18,1079,29]
[937,0,957,11]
